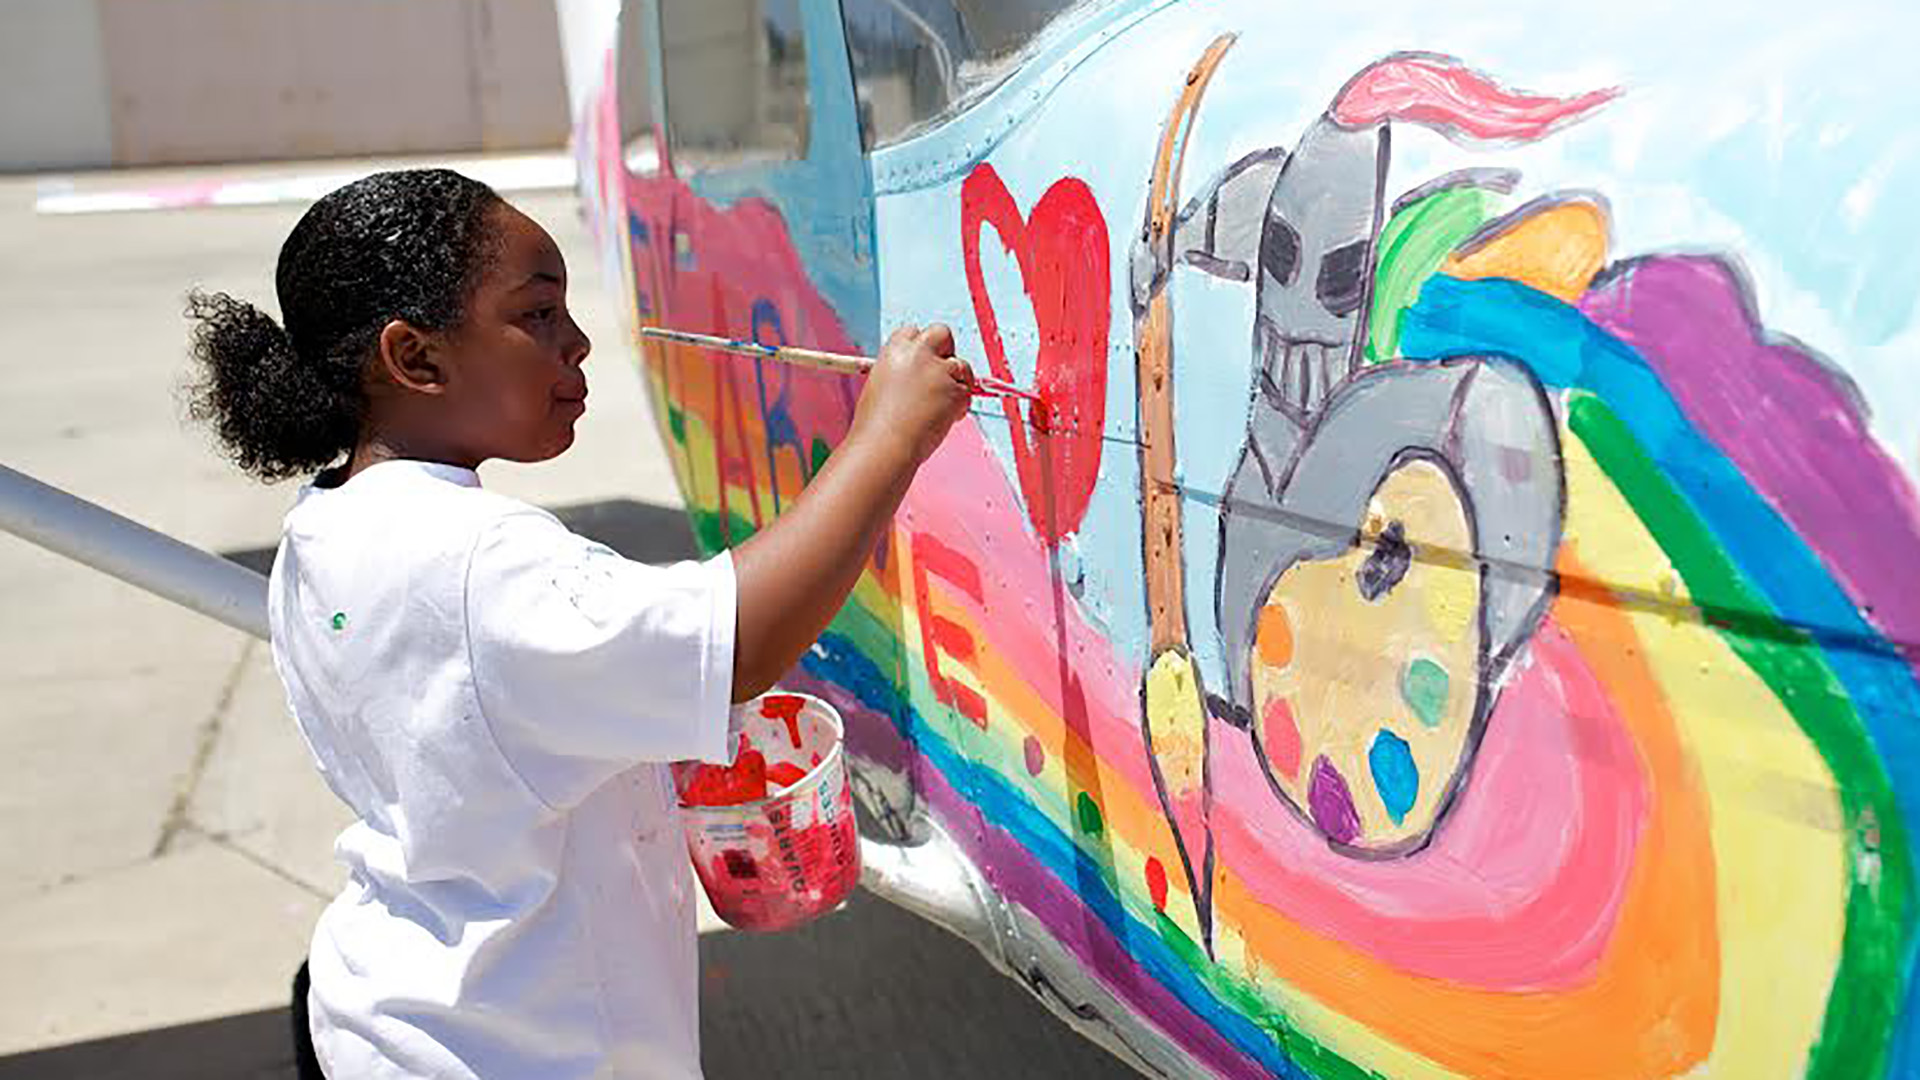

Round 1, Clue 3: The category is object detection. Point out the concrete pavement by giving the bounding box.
[0,159,1131,1078]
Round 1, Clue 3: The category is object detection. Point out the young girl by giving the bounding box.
[186,168,970,1078]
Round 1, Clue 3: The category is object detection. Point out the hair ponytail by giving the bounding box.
[183,167,501,482]
[185,289,364,482]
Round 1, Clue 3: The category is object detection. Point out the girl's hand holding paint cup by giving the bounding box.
[850,323,973,464]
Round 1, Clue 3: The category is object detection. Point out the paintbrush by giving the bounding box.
[637,326,1047,411]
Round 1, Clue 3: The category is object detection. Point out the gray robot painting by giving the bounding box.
[1131,52,1605,894]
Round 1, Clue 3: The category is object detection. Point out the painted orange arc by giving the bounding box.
[1443,199,1611,302]
[1215,546,1720,1078]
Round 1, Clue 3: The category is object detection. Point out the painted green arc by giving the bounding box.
[1155,913,1379,1080]
[1375,186,1912,1074]
[843,597,1368,1074]
[1365,187,1497,364]
[1569,393,1914,1080]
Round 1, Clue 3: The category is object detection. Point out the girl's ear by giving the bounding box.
[376,319,449,394]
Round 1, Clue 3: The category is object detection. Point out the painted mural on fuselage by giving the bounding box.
[575,0,1920,1075]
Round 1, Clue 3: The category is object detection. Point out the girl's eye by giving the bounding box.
[525,306,559,326]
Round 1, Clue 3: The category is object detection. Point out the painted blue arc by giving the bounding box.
[1399,276,1920,815]
[803,632,1306,1078]
[1401,274,1920,1067]
[809,271,1920,1071]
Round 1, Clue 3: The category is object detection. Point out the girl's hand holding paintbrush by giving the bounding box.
[853,323,976,463]
[727,323,970,699]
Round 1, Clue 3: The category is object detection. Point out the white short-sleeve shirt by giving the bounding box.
[266,460,736,1079]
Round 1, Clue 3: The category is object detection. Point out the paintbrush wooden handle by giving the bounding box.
[765,345,873,377]
[639,326,871,374]
[638,324,1045,406]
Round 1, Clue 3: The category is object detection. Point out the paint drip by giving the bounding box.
[762,693,807,749]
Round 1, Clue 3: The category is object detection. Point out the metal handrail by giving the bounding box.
[0,463,268,641]
[0,461,991,933]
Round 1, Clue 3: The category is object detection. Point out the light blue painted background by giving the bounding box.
[872,0,1920,693]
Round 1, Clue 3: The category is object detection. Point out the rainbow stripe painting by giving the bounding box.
[567,0,1920,1074]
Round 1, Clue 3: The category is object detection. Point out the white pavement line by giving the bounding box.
[34,153,579,216]
[152,637,255,858]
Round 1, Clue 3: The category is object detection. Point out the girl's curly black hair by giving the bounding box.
[185,168,503,481]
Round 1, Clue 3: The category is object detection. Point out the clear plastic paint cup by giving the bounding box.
[672,692,861,932]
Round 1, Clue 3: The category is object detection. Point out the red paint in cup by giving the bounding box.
[673,693,860,931]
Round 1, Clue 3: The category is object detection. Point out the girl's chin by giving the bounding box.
[499,423,578,464]
[542,424,579,459]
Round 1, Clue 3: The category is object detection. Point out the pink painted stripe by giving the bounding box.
[914,729,1264,1077]
[912,424,1644,988]
[903,419,1148,758]
[1212,622,1645,989]
[1332,55,1617,142]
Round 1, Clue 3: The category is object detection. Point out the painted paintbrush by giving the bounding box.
[637,325,1048,413]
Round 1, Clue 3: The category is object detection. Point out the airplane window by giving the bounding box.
[950,0,1082,58]
[841,0,968,148]
[660,0,809,172]
[615,2,659,175]
[841,0,1106,148]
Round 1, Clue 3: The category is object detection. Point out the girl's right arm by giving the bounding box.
[728,324,973,701]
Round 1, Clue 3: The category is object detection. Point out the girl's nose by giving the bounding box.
[566,312,591,366]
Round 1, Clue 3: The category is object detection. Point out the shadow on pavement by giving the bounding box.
[700,892,1133,1078]
[75,499,1135,1077]
[0,892,1134,1079]
[0,1007,300,1080]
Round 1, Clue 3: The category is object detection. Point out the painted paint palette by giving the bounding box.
[1250,458,1483,851]
[1216,357,1562,857]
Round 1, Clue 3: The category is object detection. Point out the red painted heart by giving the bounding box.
[960,163,1109,544]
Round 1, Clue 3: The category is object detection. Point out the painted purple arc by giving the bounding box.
[1580,255,1920,684]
